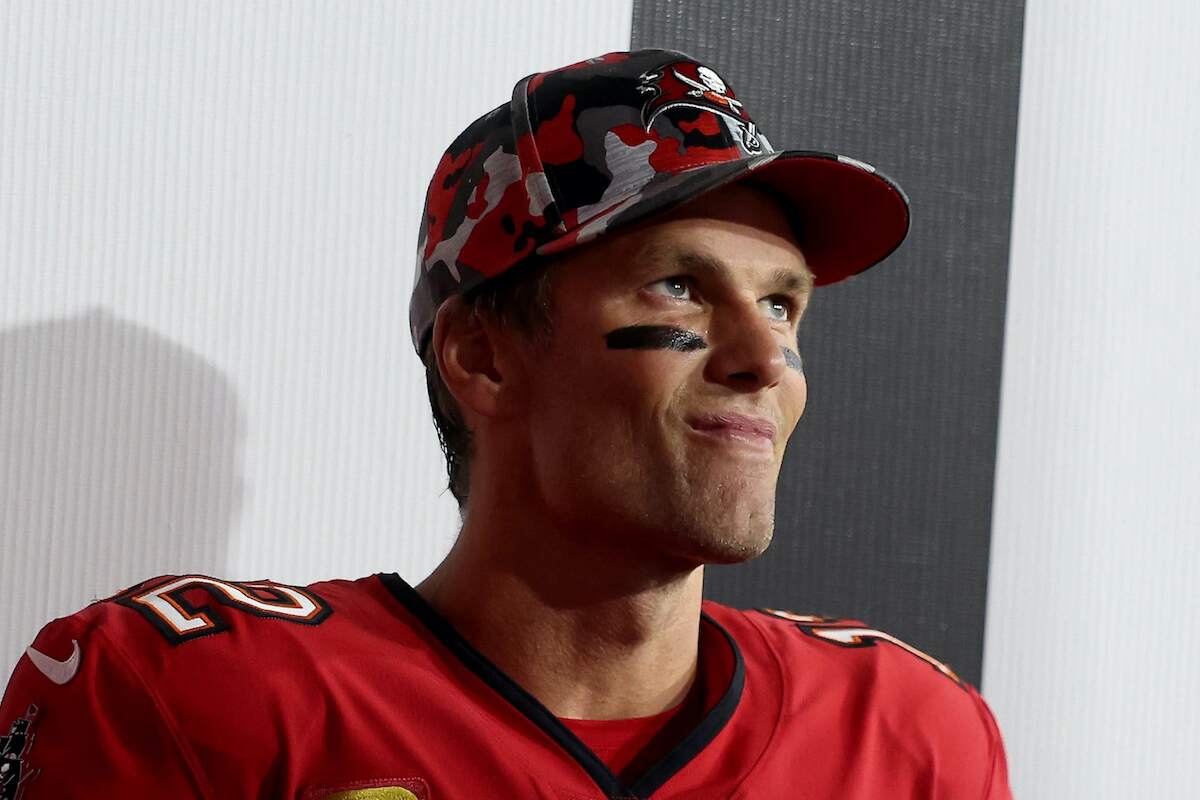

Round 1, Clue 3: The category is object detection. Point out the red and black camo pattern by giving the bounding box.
[409,48,781,358]
[408,48,910,359]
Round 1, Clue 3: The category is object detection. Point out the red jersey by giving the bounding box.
[0,573,1011,798]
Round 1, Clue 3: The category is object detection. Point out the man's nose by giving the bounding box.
[702,304,790,390]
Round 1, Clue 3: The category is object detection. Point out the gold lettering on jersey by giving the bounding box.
[301,778,430,800]
[323,789,420,800]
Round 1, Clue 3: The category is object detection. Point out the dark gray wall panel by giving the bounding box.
[632,0,1024,688]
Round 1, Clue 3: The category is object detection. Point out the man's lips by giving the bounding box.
[687,412,777,443]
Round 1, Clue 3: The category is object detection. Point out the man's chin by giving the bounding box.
[701,535,773,565]
[680,519,775,566]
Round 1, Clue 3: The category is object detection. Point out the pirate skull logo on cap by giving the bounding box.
[636,62,764,154]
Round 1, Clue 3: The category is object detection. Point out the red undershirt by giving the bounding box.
[557,615,733,784]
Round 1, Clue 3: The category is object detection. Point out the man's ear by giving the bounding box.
[430,296,525,421]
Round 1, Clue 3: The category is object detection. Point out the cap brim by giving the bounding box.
[536,150,910,287]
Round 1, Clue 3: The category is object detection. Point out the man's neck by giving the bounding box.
[413,518,705,721]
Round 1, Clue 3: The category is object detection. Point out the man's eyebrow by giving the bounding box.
[639,244,814,296]
[768,263,815,296]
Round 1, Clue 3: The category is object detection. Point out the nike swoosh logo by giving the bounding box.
[26,639,81,685]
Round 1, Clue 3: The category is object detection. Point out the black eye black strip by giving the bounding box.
[604,325,706,351]
[604,325,803,373]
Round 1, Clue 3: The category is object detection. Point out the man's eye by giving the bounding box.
[761,296,794,322]
[649,276,693,300]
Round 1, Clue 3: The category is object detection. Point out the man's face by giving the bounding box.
[505,182,812,569]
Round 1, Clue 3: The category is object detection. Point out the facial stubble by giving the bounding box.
[602,323,799,564]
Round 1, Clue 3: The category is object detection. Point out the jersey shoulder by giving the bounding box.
[735,604,1011,798]
[14,572,389,677]
[1,573,393,797]
[746,605,967,687]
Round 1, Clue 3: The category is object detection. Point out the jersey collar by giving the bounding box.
[377,572,745,799]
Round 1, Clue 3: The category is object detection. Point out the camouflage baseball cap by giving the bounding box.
[409,48,910,360]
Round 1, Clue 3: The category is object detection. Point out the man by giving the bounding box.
[0,49,1011,798]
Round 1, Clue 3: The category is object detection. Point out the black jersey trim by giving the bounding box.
[625,614,745,799]
[376,572,745,800]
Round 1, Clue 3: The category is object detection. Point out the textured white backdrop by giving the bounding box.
[0,0,632,679]
[982,1,1200,796]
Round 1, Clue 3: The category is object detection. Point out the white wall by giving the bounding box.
[0,0,632,678]
[982,1,1200,796]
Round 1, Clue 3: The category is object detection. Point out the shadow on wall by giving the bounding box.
[0,307,244,677]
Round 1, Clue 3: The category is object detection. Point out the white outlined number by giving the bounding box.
[117,575,332,645]
[757,607,964,688]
